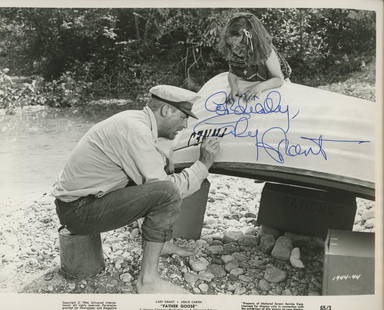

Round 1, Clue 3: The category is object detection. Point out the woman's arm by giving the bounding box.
[244,48,284,100]
[228,71,240,101]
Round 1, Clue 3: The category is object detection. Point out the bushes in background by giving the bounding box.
[0,8,376,108]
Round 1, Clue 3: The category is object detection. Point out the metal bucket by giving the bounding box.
[59,227,105,279]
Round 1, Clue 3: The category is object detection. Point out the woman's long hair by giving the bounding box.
[219,12,273,66]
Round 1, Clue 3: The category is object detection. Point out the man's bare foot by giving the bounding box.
[137,277,190,294]
[160,241,194,257]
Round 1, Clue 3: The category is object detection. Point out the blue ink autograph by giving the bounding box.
[192,90,370,164]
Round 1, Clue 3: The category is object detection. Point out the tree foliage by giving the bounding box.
[0,8,376,107]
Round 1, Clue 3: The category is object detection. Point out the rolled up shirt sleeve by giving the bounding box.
[119,124,208,199]
[167,160,209,199]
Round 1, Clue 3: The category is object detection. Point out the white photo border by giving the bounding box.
[0,1,382,309]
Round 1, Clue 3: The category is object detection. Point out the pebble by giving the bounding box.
[214,193,227,200]
[199,233,210,242]
[192,287,200,294]
[238,235,259,247]
[282,288,292,295]
[119,272,133,283]
[210,239,223,246]
[354,214,363,224]
[244,227,259,236]
[248,258,265,268]
[228,215,240,222]
[227,283,237,292]
[232,252,248,262]
[362,210,374,221]
[259,234,275,253]
[189,257,209,272]
[211,257,223,265]
[124,249,134,259]
[198,283,209,293]
[196,239,209,248]
[234,286,247,295]
[249,289,259,295]
[223,231,244,243]
[209,232,224,240]
[204,217,216,225]
[246,219,258,226]
[221,254,234,264]
[207,264,226,278]
[364,201,373,209]
[239,275,252,282]
[271,236,293,261]
[365,218,374,229]
[208,245,223,255]
[27,258,39,266]
[357,207,364,216]
[243,212,257,218]
[184,272,199,285]
[110,279,119,286]
[130,228,140,238]
[260,225,281,238]
[258,279,271,291]
[224,261,239,272]
[270,286,283,295]
[198,271,215,282]
[115,259,124,270]
[223,243,239,254]
[290,247,305,268]
[230,268,244,276]
[43,271,54,281]
[264,265,287,283]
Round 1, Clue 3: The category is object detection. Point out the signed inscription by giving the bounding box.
[188,90,370,164]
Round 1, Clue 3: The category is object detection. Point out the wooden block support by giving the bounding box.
[172,179,210,240]
[59,227,105,279]
[257,182,357,238]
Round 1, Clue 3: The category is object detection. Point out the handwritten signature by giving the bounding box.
[192,90,370,164]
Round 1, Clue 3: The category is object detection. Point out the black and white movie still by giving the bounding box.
[0,6,378,300]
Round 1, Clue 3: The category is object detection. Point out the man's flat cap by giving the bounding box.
[149,85,199,119]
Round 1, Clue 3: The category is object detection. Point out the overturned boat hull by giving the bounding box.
[169,72,375,199]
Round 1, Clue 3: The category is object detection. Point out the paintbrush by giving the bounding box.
[173,142,203,152]
[173,135,223,152]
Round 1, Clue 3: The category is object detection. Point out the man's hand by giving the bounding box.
[199,137,220,169]
[164,156,174,174]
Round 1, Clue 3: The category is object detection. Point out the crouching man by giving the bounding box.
[52,85,220,294]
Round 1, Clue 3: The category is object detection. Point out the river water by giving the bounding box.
[0,104,129,201]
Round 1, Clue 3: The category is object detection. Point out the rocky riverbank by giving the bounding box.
[0,174,374,295]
